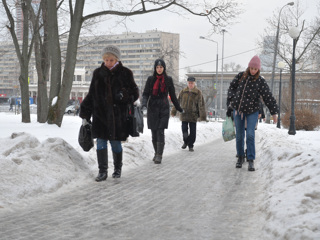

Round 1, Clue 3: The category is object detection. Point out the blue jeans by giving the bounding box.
[96,138,122,153]
[233,111,259,160]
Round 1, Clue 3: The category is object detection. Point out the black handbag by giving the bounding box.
[127,104,140,137]
[134,105,144,134]
[78,123,94,151]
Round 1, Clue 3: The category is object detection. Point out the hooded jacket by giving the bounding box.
[80,62,139,141]
[227,71,278,115]
[171,86,206,122]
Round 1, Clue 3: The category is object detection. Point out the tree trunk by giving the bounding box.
[19,67,31,123]
[19,0,32,123]
[32,0,50,123]
[47,0,85,126]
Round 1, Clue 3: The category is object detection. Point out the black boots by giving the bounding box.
[112,151,123,178]
[96,149,108,182]
[248,160,255,171]
[236,156,244,168]
[154,142,165,164]
[95,149,123,181]
[152,141,157,162]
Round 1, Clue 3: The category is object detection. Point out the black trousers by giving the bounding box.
[151,128,165,143]
[182,121,197,148]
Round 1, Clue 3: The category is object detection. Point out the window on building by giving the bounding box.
[73,75,82,82]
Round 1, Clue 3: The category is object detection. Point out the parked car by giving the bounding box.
[65,105,76,114]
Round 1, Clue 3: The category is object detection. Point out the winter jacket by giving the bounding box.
[227,72,278,115]
[80,62,139,141]
[142,75,182,130]
[171,86,207,122]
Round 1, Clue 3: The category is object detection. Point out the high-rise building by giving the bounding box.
[0,30,180,103]
[74,30,180,91]
[15,0,41,40]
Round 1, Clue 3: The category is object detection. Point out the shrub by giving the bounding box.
[281,108,320,131]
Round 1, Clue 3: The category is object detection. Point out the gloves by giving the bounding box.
[115,91,124,101]
[82,119,89,126]
[226,107,233,117]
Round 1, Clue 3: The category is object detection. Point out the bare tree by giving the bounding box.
[29,0,50,123]
[259,0,320,112]
[2,0,34,123]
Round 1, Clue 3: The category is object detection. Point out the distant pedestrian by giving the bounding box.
[80,45,139,182]
[9,98,13,111]
[226,55,278,171]
[171,77,206,152]
[74,104,80,116]
[141,59,183,164]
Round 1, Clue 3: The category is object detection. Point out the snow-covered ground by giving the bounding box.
[0,112,319,239]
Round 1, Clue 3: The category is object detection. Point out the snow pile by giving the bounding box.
[0,132,95,207]
[257,125,320,239]
[0,113,220,209]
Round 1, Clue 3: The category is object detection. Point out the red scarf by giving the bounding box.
[152,75,166,96]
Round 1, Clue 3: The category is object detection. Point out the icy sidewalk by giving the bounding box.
[0,139,265,240]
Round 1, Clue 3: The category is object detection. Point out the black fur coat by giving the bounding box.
[80,62,139,141]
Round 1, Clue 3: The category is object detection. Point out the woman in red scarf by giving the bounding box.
[142,59,183,164]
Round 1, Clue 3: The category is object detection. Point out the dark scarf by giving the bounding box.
[152,74,166,96]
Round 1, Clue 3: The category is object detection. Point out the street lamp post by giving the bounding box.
[220,29,226,118]
[276,61,286,128]
[267,1,294,123]
[288,26,300,135]
[199,36,219,113]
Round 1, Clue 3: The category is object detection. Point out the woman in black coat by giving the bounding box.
[141,59,183,164]
[80,45,139,181]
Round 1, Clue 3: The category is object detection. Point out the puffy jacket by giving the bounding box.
[227,72,278,115]
[171,86,206,122]
[80,62,139,141]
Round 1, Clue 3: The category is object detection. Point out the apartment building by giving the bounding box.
[67,30,180,101]
[0,30,180,103]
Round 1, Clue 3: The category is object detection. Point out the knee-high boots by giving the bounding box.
[96,149,108,182]
[154,142,165,164]
[152,141,157,162]
[112,151,123,178]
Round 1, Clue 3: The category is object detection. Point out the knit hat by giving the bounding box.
[187,77,195,82]
[154,59,166,71]
[248,55,261,70]
[102,45,121,60]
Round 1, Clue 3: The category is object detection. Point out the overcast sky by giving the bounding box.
[86,0,318,79]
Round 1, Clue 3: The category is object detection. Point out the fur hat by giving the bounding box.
[102,45,121,60]
[248,55,261,70]
[154,59,166,71]
[187,77,195,82]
